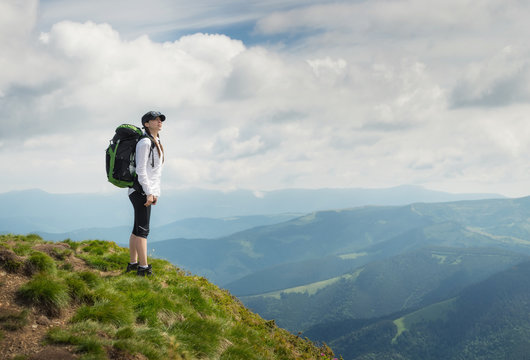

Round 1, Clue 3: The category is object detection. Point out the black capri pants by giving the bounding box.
[129,191,151,238]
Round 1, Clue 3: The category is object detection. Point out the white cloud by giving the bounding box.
[3,0,530,197]
[451,46,530,107]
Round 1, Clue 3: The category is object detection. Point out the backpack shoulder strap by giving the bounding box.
[139,134,156,167]
[139,134,156,148]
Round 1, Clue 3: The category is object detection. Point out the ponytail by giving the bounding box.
[144,128,164,163]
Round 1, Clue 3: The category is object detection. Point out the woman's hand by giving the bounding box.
[144,194,156,207]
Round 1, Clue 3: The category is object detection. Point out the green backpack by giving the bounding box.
[105,124,153,188]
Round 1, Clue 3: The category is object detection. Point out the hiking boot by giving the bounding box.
[137,264,153,277]
[125,262,138,273]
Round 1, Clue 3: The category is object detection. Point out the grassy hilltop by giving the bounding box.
[0,234,336,360]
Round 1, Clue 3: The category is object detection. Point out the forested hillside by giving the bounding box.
[241,247,528,332]
[322,261,530,359]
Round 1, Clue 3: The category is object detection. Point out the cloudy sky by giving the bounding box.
[2,0,530,197]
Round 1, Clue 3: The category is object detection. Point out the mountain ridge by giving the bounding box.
[0,185,505,235]
[152,196,530,288]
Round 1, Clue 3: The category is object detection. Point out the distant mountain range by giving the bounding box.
[0,185,503,235]
[152,196,530,286]
[35,214,300,244]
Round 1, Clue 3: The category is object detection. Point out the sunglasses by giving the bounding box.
[148,111,162,117]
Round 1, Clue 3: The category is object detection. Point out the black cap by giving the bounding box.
[141,111,166,125]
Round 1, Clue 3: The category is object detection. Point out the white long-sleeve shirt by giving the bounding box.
[128,135,164,197]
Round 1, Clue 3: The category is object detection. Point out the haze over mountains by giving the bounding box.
[0,185,502,236]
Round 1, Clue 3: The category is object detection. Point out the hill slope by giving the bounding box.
[0,234,335,360]
[324,260,530,360]
[241,247,528,332]
[153,196,530,288]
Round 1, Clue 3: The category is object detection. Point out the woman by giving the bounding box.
[126,110,165,276]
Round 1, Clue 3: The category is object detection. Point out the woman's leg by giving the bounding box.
[129,233,138,264]
[136,236,148,267]
[129,191,151,268]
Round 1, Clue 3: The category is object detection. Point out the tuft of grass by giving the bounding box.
[73,300,134,327]
[3,259,24,273]
[0,249,24,273]
[16,274,70,317]
[0,234,44,245]
[78,271,102,288]
[63,270,102,305]
[60,262,74,271]
[60,238,80,252]
[50,247,73,261]
[12,243,32,256]
[65,275,94,304]
[115,326,135,339]
[24,251,56,276]
[114,277,180,326]
[76,240,130,271]
[81,240,121,256]
[79,251,130,272]
[72,287,134,327]
[24,233,44,243]
[169,314,222,357]
[46,322,108,359]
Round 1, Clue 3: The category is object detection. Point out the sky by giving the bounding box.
[2,0,530,197]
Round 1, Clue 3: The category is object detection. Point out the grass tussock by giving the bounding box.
[0,251,24,273]
[25,251,56,275]
[16,273,70,317]
[77,240,130,271]
[2,234,336,360]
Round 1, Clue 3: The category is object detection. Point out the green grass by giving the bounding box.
[60,238,80,252]
[2,234,335,360]
[63,270,101,304]
[251,270,362,299]
[77,240,130,271]
[12,243,33,256]
[2,257,24,273]
[73,298,134,327]
[47,321,109,359]
[25,251,56,275]
[50,247,73,260]
[16,274,70,317]
[392,297,456,344]
[169,314,222,357]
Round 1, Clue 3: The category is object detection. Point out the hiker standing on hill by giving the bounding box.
[126,111,165,276]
